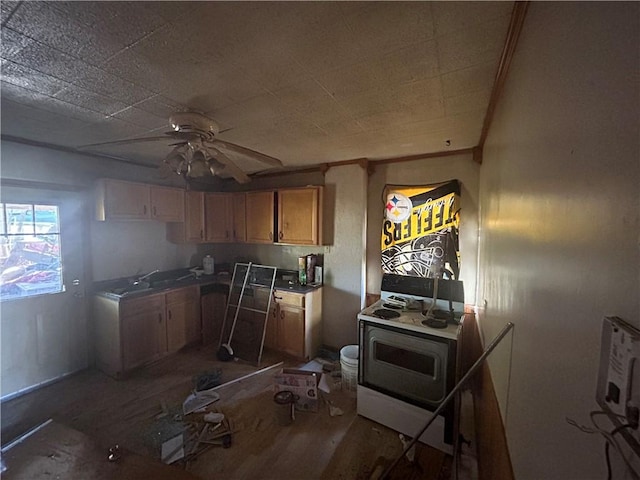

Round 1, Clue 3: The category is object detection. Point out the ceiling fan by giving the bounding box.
[77,112,283,184]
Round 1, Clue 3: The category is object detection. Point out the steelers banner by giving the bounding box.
[381,180,460,278]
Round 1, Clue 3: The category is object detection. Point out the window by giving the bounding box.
[0,203,63,301]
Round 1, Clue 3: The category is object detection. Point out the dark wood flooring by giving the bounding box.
[1,344,453,479]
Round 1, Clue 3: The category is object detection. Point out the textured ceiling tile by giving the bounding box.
[0,1,19,25]
[0,96,97,138]
[111,106,168,130]
[1,80,55,108]
[441,62,498,98]
[1,59,70,95]
[316,63,389,101]
[0,2,512,169]
[345,2,435,56]
[54,86,129,117]
[1,27,36,60]
[444,89,492,116]
[133,96,189,120]
[214,93,287,130]
[432,1,514,37]
[289,19,367,76]
[271,79,335,113]
[436,15,511,74]
[7,40,97,85]
[231,43,309,92]
[67,117,157,147]
[373,40,440,87]
[103,48,177,94]
[75,64,156,106]
[4,2,77,49]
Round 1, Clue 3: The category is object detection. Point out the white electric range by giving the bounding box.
[357,274,465,454]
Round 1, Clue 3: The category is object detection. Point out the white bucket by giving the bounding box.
[340,345,359,392]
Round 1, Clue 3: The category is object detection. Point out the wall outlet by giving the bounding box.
[596,316,640,454]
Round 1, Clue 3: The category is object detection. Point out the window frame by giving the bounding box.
[0,201,65,302]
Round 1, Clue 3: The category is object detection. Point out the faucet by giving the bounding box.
[136,269,159,283]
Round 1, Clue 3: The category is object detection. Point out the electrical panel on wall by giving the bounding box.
[596,316,640,456]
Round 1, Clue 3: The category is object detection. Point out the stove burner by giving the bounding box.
[422,318,448,329]
[373,308,401,320]
[382,303,403,310]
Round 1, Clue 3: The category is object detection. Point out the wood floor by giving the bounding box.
[1,344,453,479]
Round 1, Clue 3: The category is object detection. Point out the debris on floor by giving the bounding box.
[183,388,220,415]
[193,369,222,392]
[159,405,235,466]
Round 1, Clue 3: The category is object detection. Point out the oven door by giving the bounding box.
[359,319,455,410]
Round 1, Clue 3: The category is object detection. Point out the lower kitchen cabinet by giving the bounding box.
[201,290,227,346]
[261,287,322,360]
[93,285,201,378]
[166,287,201,352]
[121,295,167,371]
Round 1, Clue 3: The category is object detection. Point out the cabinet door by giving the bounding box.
[278,304,305,358]
[166,287,201,352]
[232,193,247,243]
[277,188,320,245]
[150,186,184,222]
[102,179,150,220]
[185,191,205,243]
[264,304,279,350]
[205,193,232,242]
[121,298,165,370]
[201,292,227,346]
[246,191,275,243]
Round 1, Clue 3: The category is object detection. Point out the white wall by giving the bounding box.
[90,220,195,281]
[366,153,480,304]
[322,164,367,348]
[477,3,640,479]
[0,141,197,397]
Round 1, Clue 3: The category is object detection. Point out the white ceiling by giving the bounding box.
[1,1,514,175]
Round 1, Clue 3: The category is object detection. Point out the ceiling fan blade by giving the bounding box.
[209,148,251,184]
[211,140,283,168]
[77,136,171,149]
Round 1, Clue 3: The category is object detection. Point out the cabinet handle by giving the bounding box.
[158,313,162,323]
[269,232,273,240]
[279,231,283,240]
[274,296,282,300]
[168,310,172,320]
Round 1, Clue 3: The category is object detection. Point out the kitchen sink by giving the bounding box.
[107,281,152,296]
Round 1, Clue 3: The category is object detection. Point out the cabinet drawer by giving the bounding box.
[120,294,164,316]
[274,290,304,308]
[166,286,199,304]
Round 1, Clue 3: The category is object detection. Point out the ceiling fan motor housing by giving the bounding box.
[169,112,220,139]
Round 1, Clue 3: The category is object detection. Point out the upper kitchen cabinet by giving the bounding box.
[95,179,184,223]
[246,191,275,243]
[232,193,247,243]
[277,186,323,245]
[95,179,150,221]
[167,191,205,243]
[150,186,184,222]
[205,193,232,243]
[246,187,323,246]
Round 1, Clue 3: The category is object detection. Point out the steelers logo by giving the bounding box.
[385,192,412,223]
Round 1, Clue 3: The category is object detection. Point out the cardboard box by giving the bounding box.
[274,368,319,412]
